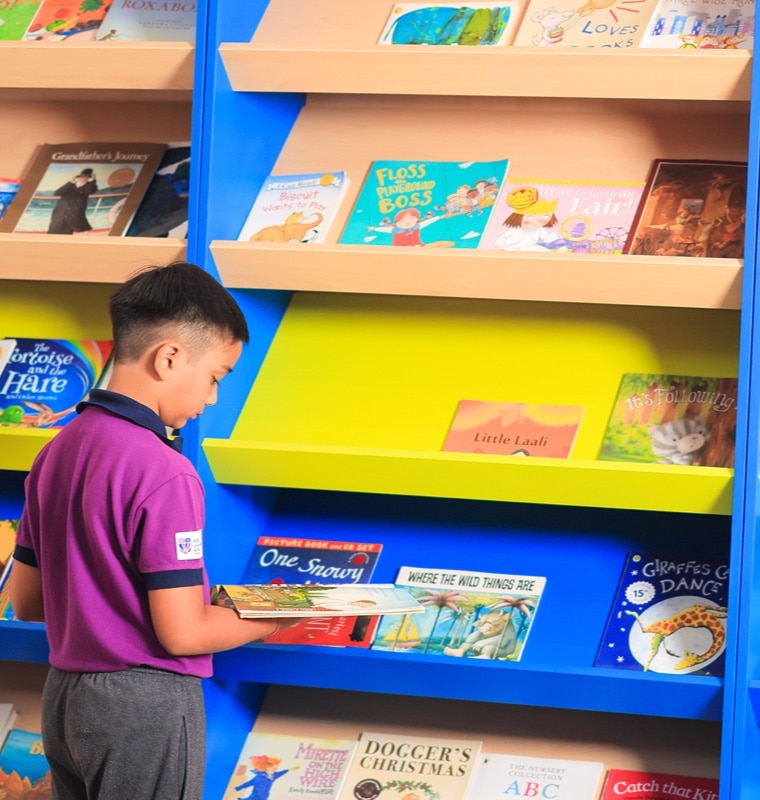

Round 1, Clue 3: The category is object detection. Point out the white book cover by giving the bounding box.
[638,0,753,48]
[0,704,18,751]
[465,753,604,800]
[238,171,349,244]
[96,0,196,41]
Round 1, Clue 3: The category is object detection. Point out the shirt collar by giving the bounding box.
[77,389,184,453]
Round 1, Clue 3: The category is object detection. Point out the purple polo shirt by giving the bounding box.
[14,390,213,678]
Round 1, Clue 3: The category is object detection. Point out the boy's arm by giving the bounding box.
[148,584,299,656]
[8,560,45,622]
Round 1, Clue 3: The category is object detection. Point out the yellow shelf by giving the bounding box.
[201,439,733,514]
[219,45,751,101]
[211,241,742,309]
[0,428,57,471]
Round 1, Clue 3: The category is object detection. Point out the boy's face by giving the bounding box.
[162,337,243,429]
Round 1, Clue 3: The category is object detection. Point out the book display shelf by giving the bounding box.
[3,2,760,799]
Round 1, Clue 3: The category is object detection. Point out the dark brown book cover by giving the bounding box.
[0,141,167,236]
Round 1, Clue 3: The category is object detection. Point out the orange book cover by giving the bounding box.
[23,0,114,40]
[442,400,584,458]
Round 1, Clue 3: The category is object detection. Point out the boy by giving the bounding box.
[10,262,296,800]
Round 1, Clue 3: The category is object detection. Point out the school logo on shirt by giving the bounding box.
[175,529,203,561]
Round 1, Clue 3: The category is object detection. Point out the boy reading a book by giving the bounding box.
[10,262,299,800]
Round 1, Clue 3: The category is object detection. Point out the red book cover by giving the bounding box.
[599,769,718,800]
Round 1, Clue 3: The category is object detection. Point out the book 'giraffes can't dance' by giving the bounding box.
[594,551,729,677]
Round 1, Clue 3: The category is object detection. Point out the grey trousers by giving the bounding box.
[42,666,206,800]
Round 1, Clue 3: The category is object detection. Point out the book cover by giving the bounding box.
[0,706,17,754]
[95,0,196,41]
[442,400,584,458]
[594,551,729,676]
[465,752,604,800]
[371,566,545,662]
[638,0,753,48]
[0,728,51,798]
[221,731,357,800]
[479,179,645,254]
[378,3,526,46]
[212,584,424,619]
[511,0,658,47]
[598,373,738,467]
[0,338,114,428]
[338,159,509,249]
[0,141,168,236]
[126,142,190,238]
[0,519,17,575]
[337,731,482,800]
[0,556,14,621]
[238,171,349,244]
[0,0,41,40]
[599,769,718,799]
[22,0,113,40]
[242,536,383,648]
[0,178,21,221]
[623,159,747,258]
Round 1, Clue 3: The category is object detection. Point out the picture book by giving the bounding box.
[465,752,604,800]
[623,159,747,258]
[338,159,509,249]
[0,338,114,428]
[212,584,424,619]
[221,730,357,800]
[442,400,584,458]
[238,171,349,244]
[638,0,753,48]
[0,141,167,237]
[594,551,729,676]
[0,519,17,576]
[337,731,482,800]
[242,536,384,648]
[511,0,658,47]
[371,566,545,662]
[96,0,196,41]
[0,728,51,798]
[0,178,21,221]
[0,0,41,40]
[377,3,526,46]
[0,705,17,753]
[125,142,190,238]
[0,557,14,621]
[479,179,645,254]
[599,768,719,799]
[598,373,738,468]
[22,0,113,40]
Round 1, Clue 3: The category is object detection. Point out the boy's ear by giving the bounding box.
[153,342,182,380]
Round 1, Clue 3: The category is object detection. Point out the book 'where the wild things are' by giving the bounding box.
[623,159,747,258]
[339,159,509,249]
[238,171,349,244]
[96,0,196,41]
[372,566,545,662]
[221,731,357,800]
[598,373,738,468]
[598,768,719,800]
[0,142,167,236]
[638,0,753,48]
[0,338,114,428]
[594,551,729,676]
[442,400,584,458]
[465,752,604,800]
[377,3,527,45]
[479,180,644,254]
[242,536,384,647]
[336,731,482,800]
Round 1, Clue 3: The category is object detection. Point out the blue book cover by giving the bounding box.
[0,728,51,792]
[594,551,729,677]
[0,338,113,428]
[339,158,509,249]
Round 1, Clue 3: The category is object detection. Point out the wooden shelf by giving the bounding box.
[0,41,194,92]
[219,45,751,101]
[211,241,742,309]
[201,439,734,515]
[0,235,187,282]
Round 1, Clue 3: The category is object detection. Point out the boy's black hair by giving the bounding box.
[109,261,250,362]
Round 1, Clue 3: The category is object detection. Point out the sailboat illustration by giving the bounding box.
[383,613,422,650]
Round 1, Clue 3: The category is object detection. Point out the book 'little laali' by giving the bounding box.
[336,731,482,800]
[371,567,545,662]
[212,584,424,619]
[594,551,728,676]
[221,731,357,800]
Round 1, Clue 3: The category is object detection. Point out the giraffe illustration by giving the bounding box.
[625,603,727,671]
